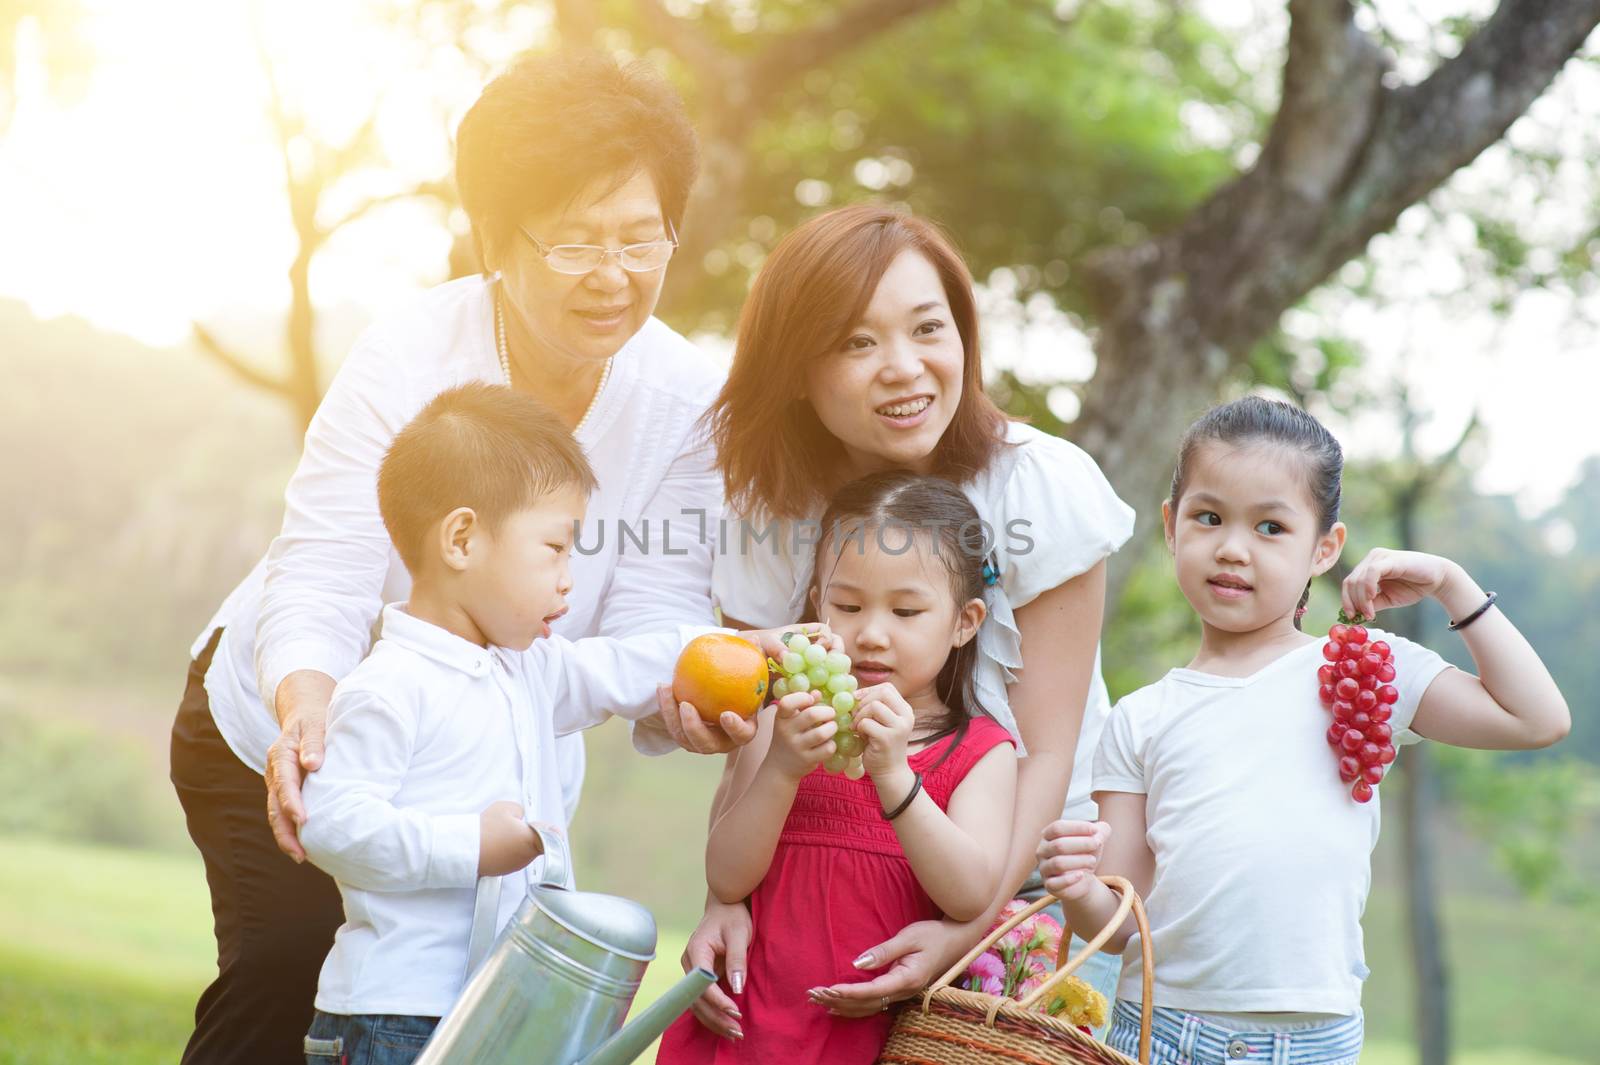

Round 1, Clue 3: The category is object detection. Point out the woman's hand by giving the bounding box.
[265,669,336,862]
[851,683,914,781]
[1341,548,1465,620]
[1036,819,1111,901]
[654,684,760,755]
[742,622,844,660]
[651,623,841,755]
[767,690,837,780]
[681,898,753,1040]
[808,917,973,1017]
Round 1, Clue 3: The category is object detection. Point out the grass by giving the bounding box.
[1,833,1594,1065]
[0,834,693,1065]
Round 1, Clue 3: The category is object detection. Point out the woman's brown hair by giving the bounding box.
[706,205,1008,519]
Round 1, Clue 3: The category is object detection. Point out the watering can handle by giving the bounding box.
[463,823,573,978]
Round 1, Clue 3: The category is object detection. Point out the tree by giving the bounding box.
[1069,0,1599,599]
[188,25,457,431]
[26,0,1595,571]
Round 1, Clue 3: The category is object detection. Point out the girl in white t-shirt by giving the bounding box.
[1037,396,1569,1065]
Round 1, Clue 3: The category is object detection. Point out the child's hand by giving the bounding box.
[851,683,915,780]
[766,690,838,780]
[1036,820,1111,902]
[478,801,544,877]
[1341,548,1465,619]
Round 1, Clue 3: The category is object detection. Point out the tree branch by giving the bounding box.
[553,0,604,47]
[324,179,456,237]
[1264,0,1387,202]
[1351,0,1600,235]
[747,0,956,98]
[632,0,738,80]
[191,324,293,399]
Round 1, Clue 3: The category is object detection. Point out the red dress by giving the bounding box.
[657,717,1014,1065]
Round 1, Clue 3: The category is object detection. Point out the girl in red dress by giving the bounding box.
[659,472,1019,1064]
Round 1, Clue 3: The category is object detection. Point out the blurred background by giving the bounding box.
[1,1,1596,1063]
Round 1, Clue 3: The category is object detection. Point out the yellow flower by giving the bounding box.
[1040,974,1109,1029]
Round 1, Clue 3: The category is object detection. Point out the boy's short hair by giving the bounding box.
[378,383,598,574]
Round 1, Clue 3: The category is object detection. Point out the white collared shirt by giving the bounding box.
[299,604,719,1017]
[191,276,723,801]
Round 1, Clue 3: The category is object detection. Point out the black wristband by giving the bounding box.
[882,772,923,821]
[1448,590,1498,632]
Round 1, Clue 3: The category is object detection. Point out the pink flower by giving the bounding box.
[979,975,1005,996]
[966,950,1005,985]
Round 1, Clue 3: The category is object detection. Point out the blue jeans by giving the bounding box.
[304,1011,440,1065]
[1108,1002,1364,1065]
[1016,893,1123,1043]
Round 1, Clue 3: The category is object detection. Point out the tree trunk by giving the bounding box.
[1071,0,1600,608]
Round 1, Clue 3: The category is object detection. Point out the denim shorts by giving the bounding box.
[304,1010,440,1065]
[1107,1001,1363,1065]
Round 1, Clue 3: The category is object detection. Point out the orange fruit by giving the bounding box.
[673,633,770,723]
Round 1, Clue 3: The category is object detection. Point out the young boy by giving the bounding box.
[297,384,784,1064]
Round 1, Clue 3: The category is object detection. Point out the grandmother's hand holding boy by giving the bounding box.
[265,668,337,862]
[1037,819,1112,901]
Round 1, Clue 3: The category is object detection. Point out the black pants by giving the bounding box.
[170,629,346,1065]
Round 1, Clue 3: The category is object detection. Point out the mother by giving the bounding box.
[169,51,729,1064]
[683,205,1136,1035]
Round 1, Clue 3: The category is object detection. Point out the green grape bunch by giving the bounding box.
[769,631,863,778]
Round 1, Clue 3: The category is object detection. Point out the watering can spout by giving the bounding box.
[575,968,716,1065]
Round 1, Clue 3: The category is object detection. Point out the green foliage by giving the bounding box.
[0,710,180,851]
[660,0,1249,330]
[1433,747,1599,902]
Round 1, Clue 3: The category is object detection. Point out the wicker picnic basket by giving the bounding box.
[877,876,1154,1065]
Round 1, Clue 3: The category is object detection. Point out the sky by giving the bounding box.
[2,0,1596,517]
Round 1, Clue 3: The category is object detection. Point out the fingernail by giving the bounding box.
[730,971,745,995]
[853,953,873,968]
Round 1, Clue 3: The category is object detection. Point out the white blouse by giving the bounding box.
[193,276,725,801]
[710,420,1135,819]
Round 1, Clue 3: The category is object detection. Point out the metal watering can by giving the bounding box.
[415,826,715,1065]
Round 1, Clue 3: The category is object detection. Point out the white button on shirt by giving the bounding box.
[299,604,720,1017]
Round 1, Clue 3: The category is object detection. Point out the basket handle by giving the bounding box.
[1009,875,1154,1065]
[919,894,1057,1013]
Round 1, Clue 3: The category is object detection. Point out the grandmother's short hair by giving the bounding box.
[455,50,700,267]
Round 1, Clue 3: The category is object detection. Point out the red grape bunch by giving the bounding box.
[1318,613,1399,803]
[769,633,864,778]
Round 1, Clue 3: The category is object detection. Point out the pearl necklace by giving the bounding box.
[494,283,613,434]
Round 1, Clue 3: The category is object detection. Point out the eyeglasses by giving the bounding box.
[517,219,679,275]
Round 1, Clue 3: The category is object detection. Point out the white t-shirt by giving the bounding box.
[711,420,1136,820]
[191,276,723,817]
[1093,630,1451,1014]
[300,604,720,1016]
